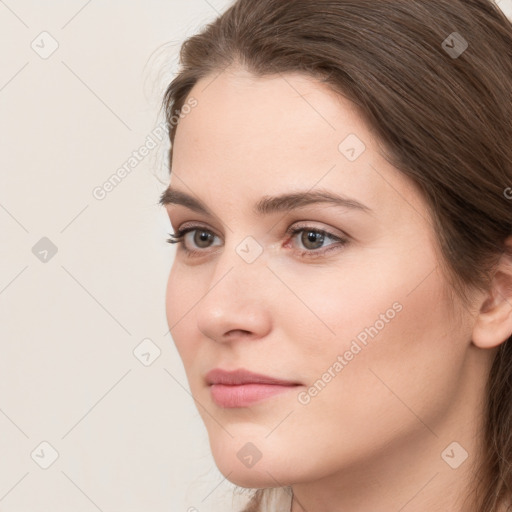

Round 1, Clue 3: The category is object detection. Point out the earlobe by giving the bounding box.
[472,242,512,350]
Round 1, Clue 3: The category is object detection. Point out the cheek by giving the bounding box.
[271,236,451,371]
[241,270,463,484]
[289,265,463,442]
[267,257,408,367]
[274,250,464,419]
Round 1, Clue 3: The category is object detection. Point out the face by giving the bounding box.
[163,67,476,488]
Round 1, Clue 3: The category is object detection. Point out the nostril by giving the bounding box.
[225,329,253,338]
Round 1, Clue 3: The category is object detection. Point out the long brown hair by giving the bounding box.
[161,1,512,510]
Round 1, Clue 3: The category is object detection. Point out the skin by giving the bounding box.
[162,66,512,512]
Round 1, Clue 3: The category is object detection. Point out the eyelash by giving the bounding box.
[165,224,348,259]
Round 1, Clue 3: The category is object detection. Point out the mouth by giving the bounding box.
[205,368,302,408]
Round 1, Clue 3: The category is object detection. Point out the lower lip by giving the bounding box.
[210,383,298,408]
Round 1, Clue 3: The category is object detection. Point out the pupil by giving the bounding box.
[195,231,211,247]
[303,231,323,249]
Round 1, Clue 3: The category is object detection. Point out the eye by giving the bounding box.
[285,224,348,257]
[166,226,221,253]
[166,223,349,259]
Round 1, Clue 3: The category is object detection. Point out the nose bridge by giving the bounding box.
[213,229,268,289]
[195,236,271,341]
[208,236,269,306]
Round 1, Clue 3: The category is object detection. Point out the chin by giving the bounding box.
[209,438,301,488]
[221,467,277,488]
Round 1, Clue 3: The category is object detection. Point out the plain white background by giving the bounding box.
[1,1,511,511]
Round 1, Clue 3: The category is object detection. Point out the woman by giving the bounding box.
[159,0,512,510]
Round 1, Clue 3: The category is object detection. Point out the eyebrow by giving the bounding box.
[159,187,372,216]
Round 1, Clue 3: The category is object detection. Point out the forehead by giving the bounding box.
[174,68,364,162]
[170,67,425,224]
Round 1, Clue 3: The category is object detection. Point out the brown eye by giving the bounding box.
[168,226,222,254]
[300,230,326,250]
[286,225,349,258]
[192,230,215,248]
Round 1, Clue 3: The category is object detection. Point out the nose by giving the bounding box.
[195,252,273,344]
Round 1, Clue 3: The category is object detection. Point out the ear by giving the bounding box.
[472,237,512,349]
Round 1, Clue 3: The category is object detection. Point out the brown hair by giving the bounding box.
[161,0,512,510]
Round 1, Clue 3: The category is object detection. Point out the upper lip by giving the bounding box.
[205,368,300,386]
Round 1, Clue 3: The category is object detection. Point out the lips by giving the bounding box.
[205,368,302,408]
[205,368,300,386]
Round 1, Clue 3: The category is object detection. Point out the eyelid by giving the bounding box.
[285,220,347,240]
[176,220,347,240]
[177,221,220,235]
[168,221,350,258]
